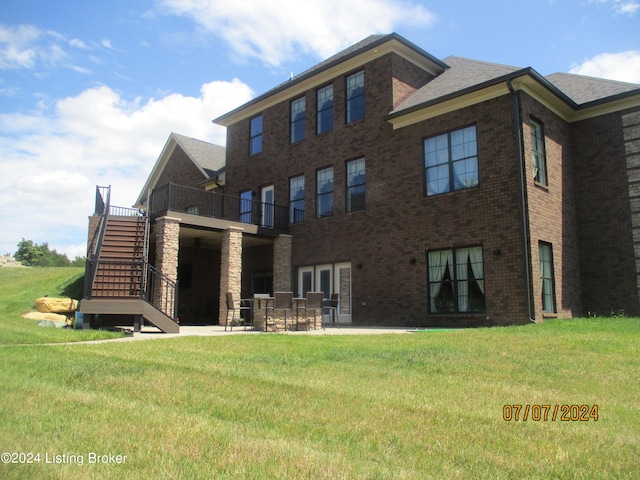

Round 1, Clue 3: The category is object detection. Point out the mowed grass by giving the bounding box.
[0,267,124,344]
[0,269,638,478]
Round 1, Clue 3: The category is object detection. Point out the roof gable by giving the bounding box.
[134,133,225,208]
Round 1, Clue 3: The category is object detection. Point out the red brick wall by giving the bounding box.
[521,94,582,321]
[155,146,206,189]
[224,53,535,327]
[571,109,640,316]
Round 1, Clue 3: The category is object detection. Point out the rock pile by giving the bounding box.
[23,297,80,328]
[0,255,24,267]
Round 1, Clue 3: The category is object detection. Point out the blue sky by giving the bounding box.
[1,0,639,259]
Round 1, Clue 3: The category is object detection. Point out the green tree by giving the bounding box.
[14,238,81,267]
[14,239,45,266]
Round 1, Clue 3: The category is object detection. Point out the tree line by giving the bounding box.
[13,239,86,267]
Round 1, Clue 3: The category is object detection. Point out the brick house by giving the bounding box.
[81,33,640,331]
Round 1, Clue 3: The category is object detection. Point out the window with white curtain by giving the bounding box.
[427,246,485,313]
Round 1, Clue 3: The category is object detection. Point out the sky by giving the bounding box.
[1,0,639,259]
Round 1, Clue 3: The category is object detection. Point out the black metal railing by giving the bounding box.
[85,259,179,323]
[84,186,111,298]
[149,183,289,231]
[110,205,144,217]
[145,263,179,321]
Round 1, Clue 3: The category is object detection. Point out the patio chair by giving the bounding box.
[265,292,293,331]
[323,293,339,327]
[225,292,251,331]
[296,292,324,331]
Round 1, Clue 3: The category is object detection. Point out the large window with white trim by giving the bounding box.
[250,115,263,155]
[427,246,485,313]
[424,125,478,196]
[346,71,364,123]
[346,158,366,212]
[289,175,305,224]
[317,85,333,134]
[316,167,333,218]
[291,97,305,144]
[240,190,253,223]
[531,118,548,186]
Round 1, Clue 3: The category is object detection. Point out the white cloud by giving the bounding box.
[157,0,437,67]
[0,78,254,257]
[570,51,640,83]
[589,0,640,15]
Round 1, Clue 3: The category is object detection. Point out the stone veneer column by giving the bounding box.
[155,216,180,317]
[273,234,292,292]
[219,227,243,325]
[624,110,640,306]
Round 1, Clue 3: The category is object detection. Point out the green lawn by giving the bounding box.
[0,268,638,479]
[0,267,124,344]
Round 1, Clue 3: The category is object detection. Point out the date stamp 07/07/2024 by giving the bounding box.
[503,404,599,422]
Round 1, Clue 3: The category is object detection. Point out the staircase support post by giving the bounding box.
[219,227,243,326]
[154,216,180,318]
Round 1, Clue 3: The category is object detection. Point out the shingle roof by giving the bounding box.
[545,72,640,105]
[259,33,449,101]
[172,133,226,178]
[213,33,448,125]
[391,56,523,114]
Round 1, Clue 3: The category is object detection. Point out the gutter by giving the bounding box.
[507,79,535,323]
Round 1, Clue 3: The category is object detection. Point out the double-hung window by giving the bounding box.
[317,85,333,134]
[346,158,366,212]
[250,115,263,155]
[428,246,485,313]
[346,71,364,123]
[539,242,556,313]
[316,167,333,218]
[289,175,305,224]
[425,125,478,196]
[240,190,253,223]
[531,118,548,186]
[291,97,305,144]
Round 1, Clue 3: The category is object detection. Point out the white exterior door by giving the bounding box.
[261,185,274,228]
[334,262,352,323]
[297,263,351,324]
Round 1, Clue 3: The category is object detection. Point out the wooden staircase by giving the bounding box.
[91,216,146,298]
[81,209,180,334]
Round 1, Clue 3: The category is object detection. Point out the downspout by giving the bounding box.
[507,79,535,323]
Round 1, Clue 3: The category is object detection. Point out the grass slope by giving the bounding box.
[0,267,124,344]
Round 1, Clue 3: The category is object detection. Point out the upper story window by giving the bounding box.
[346,158,366,212]
[424,125,478,196]
[289,175,305,224]
[317,85,333,134]
[250,115,263,155]
[240,190,253,223]
[428,246,485,314]
[316,167,334,218]
[346,71,365,123]
[291,97,306,144]
[531,118,548,186]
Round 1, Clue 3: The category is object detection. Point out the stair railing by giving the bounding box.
[144,264,179,322]
[84,185,111,298]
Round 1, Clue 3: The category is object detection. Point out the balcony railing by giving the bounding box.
[149,183,289,231]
